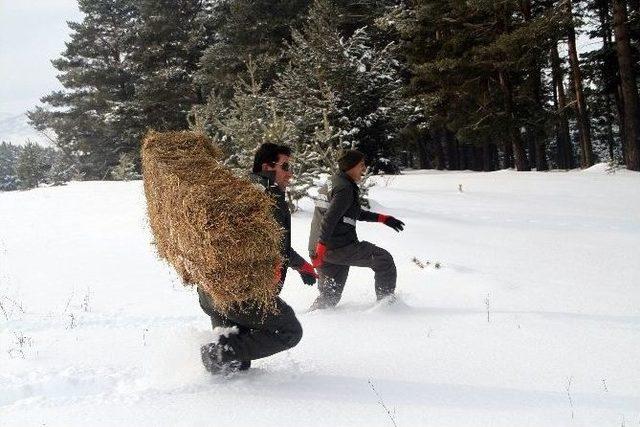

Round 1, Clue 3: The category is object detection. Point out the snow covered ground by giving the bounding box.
[1,166,639,427]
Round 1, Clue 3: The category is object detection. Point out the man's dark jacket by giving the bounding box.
[251,171,305,290]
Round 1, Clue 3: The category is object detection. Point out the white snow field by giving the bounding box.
[1,167,639,427]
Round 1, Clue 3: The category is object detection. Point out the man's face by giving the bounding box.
[348,159,367,183]
[263,154,293,189]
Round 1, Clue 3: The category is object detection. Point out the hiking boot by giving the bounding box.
[373,294,409,311]
[377,294,398,305]
[308,296,339,311]
[200,343,249,374]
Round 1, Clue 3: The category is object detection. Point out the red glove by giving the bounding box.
[274,262,282,284]
[298,262,318,285]
[300,262,318,277]
[311,242,327,268]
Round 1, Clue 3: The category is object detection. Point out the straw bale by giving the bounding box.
[141,130,283,314]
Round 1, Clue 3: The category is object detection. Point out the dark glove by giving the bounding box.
[377,214,405,232]
[311,242,327,269]
[298,262,318,286]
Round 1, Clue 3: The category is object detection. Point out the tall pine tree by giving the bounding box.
[28,0,140,179]
[271,0,408,163]
[16,142,47,190]
[195,0,311,101]
[0,142,20,191]
[131,0,212,132]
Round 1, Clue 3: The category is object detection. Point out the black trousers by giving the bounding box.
[312,240,396,309]
[197,278,303,362]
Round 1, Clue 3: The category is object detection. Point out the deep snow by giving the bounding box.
[1,167,639,426]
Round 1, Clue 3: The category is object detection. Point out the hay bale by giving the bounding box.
[141,130,283,314]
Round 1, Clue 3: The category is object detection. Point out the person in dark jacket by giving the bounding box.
[199,143,318,374]
[309,149,404,310]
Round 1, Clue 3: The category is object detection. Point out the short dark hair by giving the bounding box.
[338,149,365,172]
[252,143,292,173]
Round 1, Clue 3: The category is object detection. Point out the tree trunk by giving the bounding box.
[526,134,537,169]
[464,144,475,170]
[629,0,640,43]
[432,130,446,170]
[416,133,432,169]
[498,70,530,171]
[521,0,548,171]
[550,76,562,167]
[502,140,514,169]
[457,143,465,170]
[445,129,459,170]
[482,143,498,171]
[615,84,627,160]
[598,0,619,163]
[566,0,594,167]
[605,94,617,162]
[613,0,640,170]
[551,41,574,169]
[535,141,549,170]
[472,145,484,171]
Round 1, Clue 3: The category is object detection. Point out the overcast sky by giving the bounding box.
[0,0,83,114]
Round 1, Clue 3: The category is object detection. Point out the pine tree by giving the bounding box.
[192,58,299,170]
[195,0,311,101]
[520,0,552,171]
[28,0,141,179]
[565,0,595,167]
[16,142,47,190]
[612,0,640,170]
[192,59,312,209]
[391,0,578,171]
[271,0,408,162]
[111,152,141,180]
[582,0,623,164]
[0,142,20,191]
[47,150,80,185]
[130,0,212,133]
[325,0,401,43]
[550,40,576,169]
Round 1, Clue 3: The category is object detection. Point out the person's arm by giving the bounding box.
[376,214,405,232]
[288,249,305,270]
[359,209,405,231]
[289,248,318,286]
[358,210,379,222]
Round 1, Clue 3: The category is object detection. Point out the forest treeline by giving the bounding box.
[3,0,638,191]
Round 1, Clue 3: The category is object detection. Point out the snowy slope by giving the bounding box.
[1,168,639,427]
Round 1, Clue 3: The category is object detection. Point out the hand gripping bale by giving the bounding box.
[141,131,283,314]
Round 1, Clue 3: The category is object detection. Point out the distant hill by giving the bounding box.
[0,112,50,146]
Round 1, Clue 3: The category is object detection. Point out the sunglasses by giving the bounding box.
[270,161,291,172]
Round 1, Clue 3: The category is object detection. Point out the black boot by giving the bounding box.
[309,293,340,311]
[200,343,250,374]
[308,298,332,311]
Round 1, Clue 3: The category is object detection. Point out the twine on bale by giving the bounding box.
[141,130,283,315]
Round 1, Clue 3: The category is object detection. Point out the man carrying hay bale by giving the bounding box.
[198,142,318,374]
[308,149,405,311]
[142,132,317,375]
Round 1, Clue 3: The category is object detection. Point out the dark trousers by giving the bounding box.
[313,240,396,309]
[198,284,303,362]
